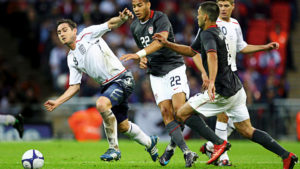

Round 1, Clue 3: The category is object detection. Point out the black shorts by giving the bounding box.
[100,71,135,123]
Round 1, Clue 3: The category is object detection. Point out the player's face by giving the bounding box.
[218,1,234,21]
[132,0,151,21]
[197,7,205,29]
[57,23,76,45]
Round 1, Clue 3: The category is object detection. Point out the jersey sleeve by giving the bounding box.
[236,24,247,52]
[67,55,82,85]
[154,14,171,33]
[82,22,111,38]
[201,31,217,53]
[191,29,202,53]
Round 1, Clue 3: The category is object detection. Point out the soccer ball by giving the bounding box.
[22,149,44,169]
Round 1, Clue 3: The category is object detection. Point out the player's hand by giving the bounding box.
[44,100,59,112]
[208,82,215,102]
[267,42,279,50]
[139,57,148,69]
[120,53,140,61]
[152,33,168,45]
[119,8,134,21]
[201,73,209,90]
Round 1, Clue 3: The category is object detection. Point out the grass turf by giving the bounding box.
[0,139,299,169]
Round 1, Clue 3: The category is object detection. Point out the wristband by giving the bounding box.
[136,49,147,58]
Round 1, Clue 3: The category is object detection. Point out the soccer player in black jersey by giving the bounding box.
[153,1,298,168]
[120,0,198,167]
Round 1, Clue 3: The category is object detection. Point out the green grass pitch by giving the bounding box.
[0,140,299,169]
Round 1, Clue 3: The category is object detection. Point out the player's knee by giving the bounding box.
[217,113,229,123]
[118,121,129,133]
[160,107,174,122]
[238,126,254,139]
[96,97,111,112]
[173,103,184,114]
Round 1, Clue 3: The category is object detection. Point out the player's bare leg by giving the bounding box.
[96,96,120,161]
[159,95,181,165]
[158,100,174,124]
[158,99,178,163]
[160,92,198,166]
[158,98,198,167]
[119,119,159,162]
[234,119,298,168]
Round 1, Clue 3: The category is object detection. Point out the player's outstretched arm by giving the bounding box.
[120,32,167,64]
[121,32,169,62]
[44,84,80,112]
[240,42,279,54]
[107,8,133,30]
[152,33,196,57]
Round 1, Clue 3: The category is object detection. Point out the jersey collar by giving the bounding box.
[140,10,154,25]
[150,10,154,19]
[208,25,217,28]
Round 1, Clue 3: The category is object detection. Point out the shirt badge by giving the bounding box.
[148,26,153,34]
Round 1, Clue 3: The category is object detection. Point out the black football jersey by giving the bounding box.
[191,26,242,97]
[130,10,184,76]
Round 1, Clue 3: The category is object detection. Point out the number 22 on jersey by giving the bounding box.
[140,36,150,47]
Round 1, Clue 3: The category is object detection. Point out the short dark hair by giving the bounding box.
[56,19,77,30]
[216,0,234,4]
[134,0,149,3]
[199,1,220,22]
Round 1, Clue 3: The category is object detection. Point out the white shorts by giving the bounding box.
[188,88,250,123]
[150,65,190,105]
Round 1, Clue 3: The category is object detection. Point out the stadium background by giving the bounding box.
[0,0,300,143]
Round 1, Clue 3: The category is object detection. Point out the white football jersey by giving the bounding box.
[217,18,247,71]
[67,22,126,86]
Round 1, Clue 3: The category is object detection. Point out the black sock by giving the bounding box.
[185,114,223,145]
[166,120,189,153]
[169,139,177,148]
[169,121,185,148]
[251,129,289,159]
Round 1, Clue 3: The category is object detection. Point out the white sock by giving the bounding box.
[215,121,229,161]
[124,121,151,148]
[0,115,16,125]
[100,110,119,150]
[215,121,227,140]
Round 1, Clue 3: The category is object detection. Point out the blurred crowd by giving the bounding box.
[0,0,298,128]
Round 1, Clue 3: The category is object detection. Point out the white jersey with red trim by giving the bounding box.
[67,22,125,85]
[217,17,247,71]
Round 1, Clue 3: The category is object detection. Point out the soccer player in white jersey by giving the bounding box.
[44,9,159,162]
[0,114,24,138]
[200,0,280,166]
